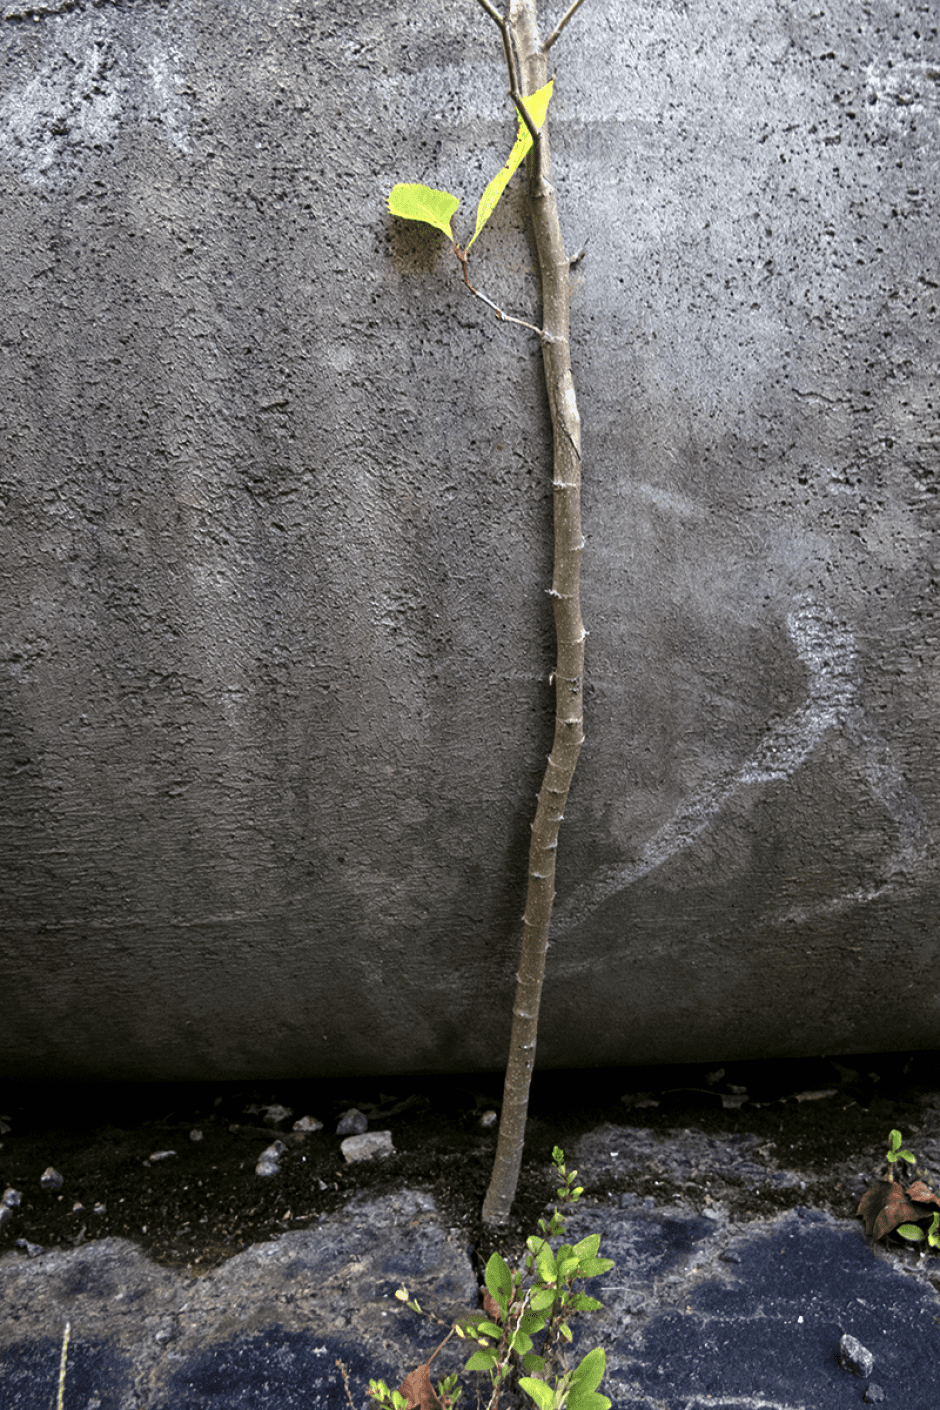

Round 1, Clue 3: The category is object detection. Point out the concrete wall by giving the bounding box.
[1,0,938,1079]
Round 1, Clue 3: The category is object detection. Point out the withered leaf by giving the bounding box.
[398,1362,443,1410]
[903,1180,940,1211]
[482,1286,504,1322]
[857,1179,940,1241]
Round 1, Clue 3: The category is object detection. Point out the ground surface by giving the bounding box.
[3,1050,939,1283]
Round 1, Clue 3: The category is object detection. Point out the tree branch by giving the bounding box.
[544,0,586,51]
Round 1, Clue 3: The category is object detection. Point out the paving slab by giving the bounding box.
[1,1144,939,1409]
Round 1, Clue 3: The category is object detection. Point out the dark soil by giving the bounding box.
[2,1051,937,1285]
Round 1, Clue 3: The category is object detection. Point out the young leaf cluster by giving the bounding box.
[365,1149,614,1410]
[885,1128,915,1176]
[388,80,553,253]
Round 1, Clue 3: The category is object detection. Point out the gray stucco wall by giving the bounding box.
[1,0,938,1079]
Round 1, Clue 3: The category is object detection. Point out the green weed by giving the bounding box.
[340,1148,613,1410]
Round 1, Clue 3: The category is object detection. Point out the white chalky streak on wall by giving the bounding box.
[552,594,930,936]
[0,12,191,190]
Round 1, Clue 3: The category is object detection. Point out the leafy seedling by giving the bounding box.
[885,1128,916,1177]
[857,1132,940,1251]
[353,1148,613,1410]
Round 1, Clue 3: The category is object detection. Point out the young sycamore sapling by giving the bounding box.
[389,0,588,1228]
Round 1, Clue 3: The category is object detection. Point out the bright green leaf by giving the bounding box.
[465,79,554,253]
[573,1235,601,1261]
[570,1349,606,1395]
[568,1294,603,1313]
[530,1288,556,1312]
[510,1330,533,1355]
[535,1244,558,1283]
[897,1223,926,1241]
[465,1349,499,1373]
[388,183,460,240]
[485,1251,513,1315]
[519,1379,555,1410]
[578,1258,616,1278]
[567,1393,611,1410]
[477,1321,503,1339]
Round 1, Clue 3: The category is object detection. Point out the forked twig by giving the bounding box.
[473,0,544,185]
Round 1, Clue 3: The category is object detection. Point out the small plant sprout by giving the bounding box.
[928,1212,940,1249]
[895,1211,940,1248]
[858,1132,940,1252]
[356,1148,613,1410]
[885,1129,916,1178]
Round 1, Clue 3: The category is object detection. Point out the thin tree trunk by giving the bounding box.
[481,0,585,1227]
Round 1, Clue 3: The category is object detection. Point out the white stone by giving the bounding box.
[341,1131,394,1164]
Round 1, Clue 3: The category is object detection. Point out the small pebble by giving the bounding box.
[40,1168,63,1191]
[72,1202,84,1213]
[478,1109,498,1129]
[292,1115,324,1133]
[336,1108,368,1136]
[256,1140,286,1177]
[863,1384,885,1403]
[2,1188,22,1208]
[341,1130,394,1163]
[14,1239,43,1257]
[148,1151,176,1163]
[189,1129,204,1142]
[262,1104,293,1127]
[839,1333,874,1378]
[0,1206,15,1229]
[93,1202,106,1214]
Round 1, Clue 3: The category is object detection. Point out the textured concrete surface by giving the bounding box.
[2,1162,939,1409]
[1,0,939,1077]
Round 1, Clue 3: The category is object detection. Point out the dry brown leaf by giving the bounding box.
[482,1287,504,1322]
[857,1179,936,1241]
[904,1180,940,1211]
[398,1362,443,1410]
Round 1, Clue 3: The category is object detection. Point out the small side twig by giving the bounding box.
[473,0,544,185]
[453,243,549,339]
[336,1359,357,1410]
[544,0,587,52]
[475,0,520,92]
